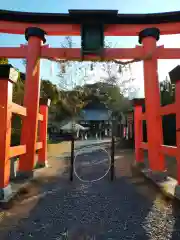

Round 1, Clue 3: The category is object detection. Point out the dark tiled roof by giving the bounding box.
[83,100,108,110]
[80,109,111,121]
[0,9,180,24]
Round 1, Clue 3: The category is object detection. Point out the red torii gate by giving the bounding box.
[0,9,180,201]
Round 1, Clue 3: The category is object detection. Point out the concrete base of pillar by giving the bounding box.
[35,160,49,169]
[142,169,168,182]
[141,168,180,200]
[16,171,34,180]
[0,184,12,202]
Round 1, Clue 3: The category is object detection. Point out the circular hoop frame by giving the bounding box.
[73,146,111,183]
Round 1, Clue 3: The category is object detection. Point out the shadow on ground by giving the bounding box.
[0,149,180,239]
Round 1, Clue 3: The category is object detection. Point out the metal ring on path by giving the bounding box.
[73,146,111,183]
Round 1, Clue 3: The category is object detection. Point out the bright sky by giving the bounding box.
[1,0,180,97]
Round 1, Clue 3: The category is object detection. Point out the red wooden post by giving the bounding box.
[133,98,144,163]
[36,98,51,168]
[18,27,46,178]
[0,64,18,201]
[169,65,180,184]
[139,28,165,171]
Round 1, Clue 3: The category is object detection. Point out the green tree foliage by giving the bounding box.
[40,80,59,104]
[13,72,24,105]
[11,72,24,146]
[77,82,131,113]
[0,58,8,64]
[11,75,61,145]
[54,89,88,121]
[10,65,132,143]
[160,79,175,106]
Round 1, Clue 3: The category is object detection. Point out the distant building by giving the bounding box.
[78,100,112,138]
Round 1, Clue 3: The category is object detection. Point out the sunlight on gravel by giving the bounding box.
[1,148,180,239]
[0,212,5,223]
[143,196,176,240]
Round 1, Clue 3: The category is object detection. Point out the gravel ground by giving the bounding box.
[1,147,180,239]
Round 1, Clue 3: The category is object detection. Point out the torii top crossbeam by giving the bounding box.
[1,9,180,36]
[0,9,180,61]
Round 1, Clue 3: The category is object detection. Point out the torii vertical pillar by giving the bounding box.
[0,65,18,201]
[132,98,144,165]
[18,27,46,178]
[139,28,165,171]
[36,98,51,168]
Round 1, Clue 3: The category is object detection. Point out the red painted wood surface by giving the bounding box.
[134,105,144,162]
[160,103,176,116]
[1,21,180,36]
[156,48,180,59]
[160,145,177,157]
[38,113,43,121]
[140,142,148,150]
[41,47,180,61]
[0,79,13,188]
[36,142,43,150]
[18,36,42,173]
[142,37,165,171]
[0,46,180,61]
[141,113,146,120]
[11,102,27,116]
[38,105,48,165]
[9,145,26,158]
[41,47,145,60]
[0,47,27,58]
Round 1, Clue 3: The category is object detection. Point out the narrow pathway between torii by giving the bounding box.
[0,147,180,240]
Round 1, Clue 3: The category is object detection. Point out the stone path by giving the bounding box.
[0,146,180,239]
